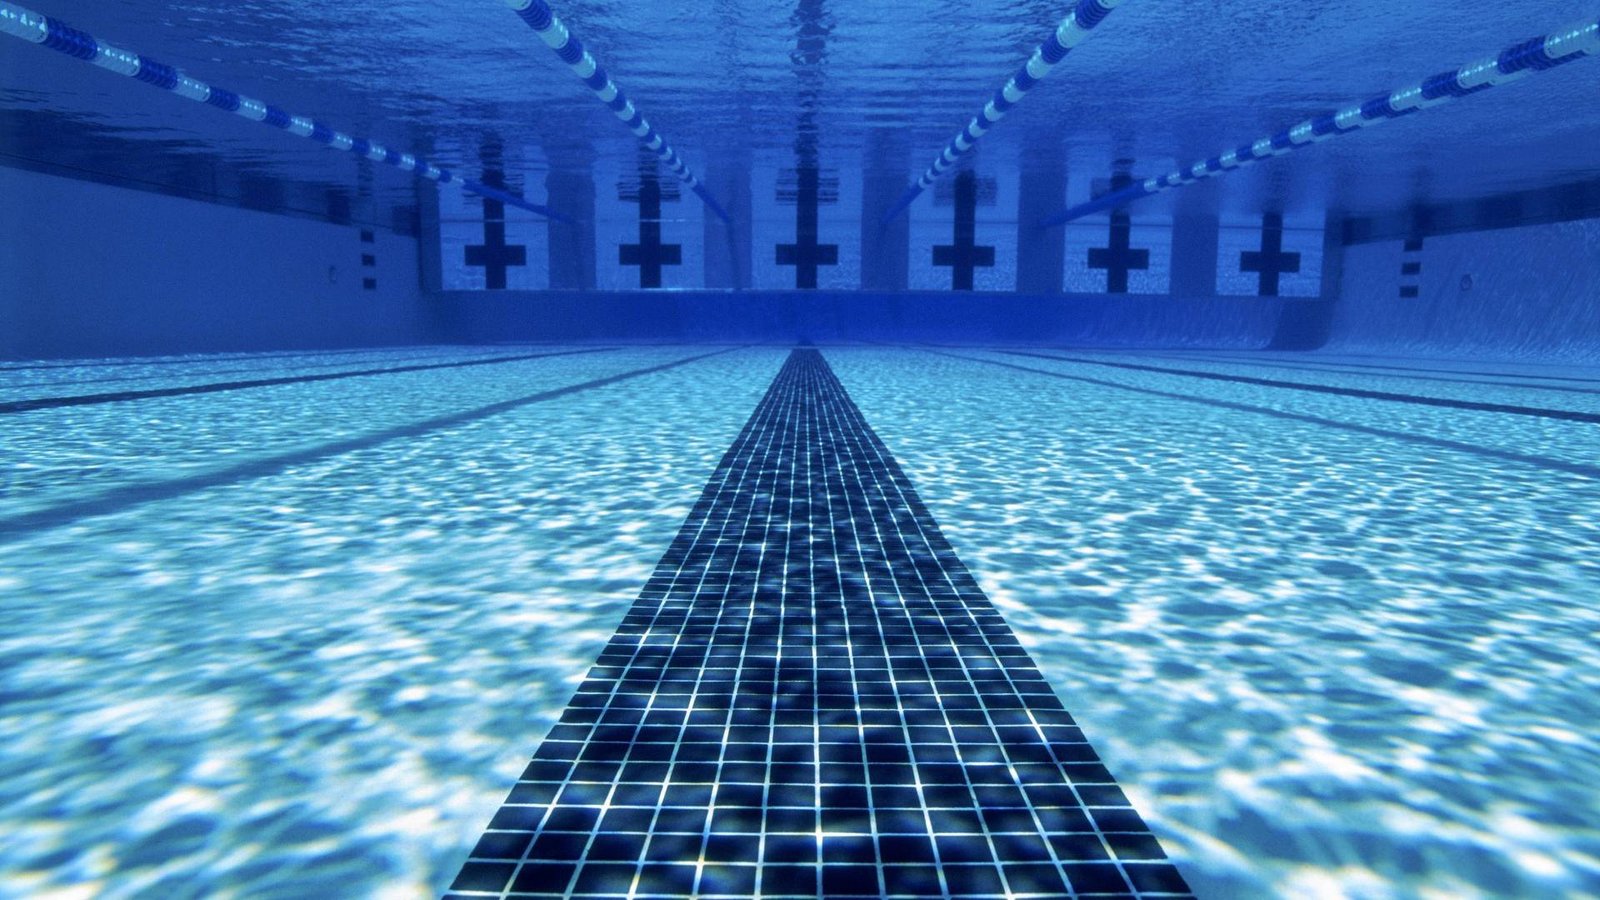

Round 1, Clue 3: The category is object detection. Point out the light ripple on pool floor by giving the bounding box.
[0,348,784,898]
[0,347,658,516]
[7,345,1599,898]
[829,348,1600,900]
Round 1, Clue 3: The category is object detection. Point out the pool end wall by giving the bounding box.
[0,166,433,360]
[1331,216,1600,363]
[427,289,1287,348]
[8,161,1600,362]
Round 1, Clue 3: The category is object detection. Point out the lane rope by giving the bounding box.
[1038,15,1600,228]
[882,0,1126,226]
[505,0,732,224]
[0,2,571,222]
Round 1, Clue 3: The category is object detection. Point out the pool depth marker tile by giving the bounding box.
[447,349,1191,899]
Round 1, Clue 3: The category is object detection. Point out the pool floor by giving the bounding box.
[2,345,1598,898]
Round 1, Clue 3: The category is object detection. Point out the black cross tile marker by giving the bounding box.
[1087,173,1149,295]
[465,161,528,291]
[776,167,839,290]
[1240,212,1302,297]
[620,169,682,289]
[446,350,1193,900]
[933,170,996,292]
[466,221,528,291]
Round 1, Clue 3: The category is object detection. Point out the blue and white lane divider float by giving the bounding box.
[0,2,569,223]
[1039,15,1600,228]
[505,0,731,225]
[881,0,1125,227]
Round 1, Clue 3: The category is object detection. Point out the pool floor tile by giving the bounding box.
[448,349,1192,898]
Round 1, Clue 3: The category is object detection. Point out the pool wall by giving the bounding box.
[9,160,1600,362]
[0,167,432,359]
[429,289,1288,347]
[1330,217,1600,362]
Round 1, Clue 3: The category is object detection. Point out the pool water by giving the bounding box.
[3,346,1597,898]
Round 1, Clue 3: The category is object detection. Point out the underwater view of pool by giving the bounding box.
[2,346,1597,897]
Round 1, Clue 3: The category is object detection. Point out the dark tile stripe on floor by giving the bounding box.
[0,348,735,541]
[1180,351,1600,384]
[0,344,455,373]
[4,348,516,392]
[999,350,1600,424]
[446,349,1191,900]
[1145,353,1600,394]
[0,347,618,415]
[932,348,1600,482]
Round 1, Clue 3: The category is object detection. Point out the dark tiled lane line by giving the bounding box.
[4,347,524,392]
[908,342,1600,391]
[0,344,465,373]
[0,349,736,541]
[0,347,619,415]
[999,350,1600,425]
[931,350,1600,481]
[1142,353,1600,395]
[1182,351,1600,385]
[448,350,1190,900]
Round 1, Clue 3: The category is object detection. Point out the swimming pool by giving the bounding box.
[3,346,1597,897]
[5,1,1600,898]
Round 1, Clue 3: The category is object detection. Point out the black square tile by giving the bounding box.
[704,834,759,864]
[698,864,758,896]
[654,807,709,833]
[599,807,655,832]
[488,806,546,831]
[586,833,647,862]
[981,807,1039,833]
[879,834,936,864]
[528,832,590,861]
[766,807,817,832]
[716,784,766,807]
[544,807,601,832]
[760,863,817,894]
[470,831,532,860]
[821,864,880,894]
[1091,807,1149,832]
[510,862,578,893]
[449,861,515,892]
[573,862,637,893]
[822,806,874,832]
[1107,831,1168,860]
[989,833,1054,863]
[882,865,943,895]
[1004,863,1068,894]
[942,864,1005,896]
[1062,863,1132,894]
[765,835,817,864]
[507,782,560,804]
[928,809,983,834]
[636,863,697,894]
[643,833,701,862]
[1125,863,1192,893]
[1078,784,1130,807]
[821,835,877,864]
[935,835,995,864]
[710,806,764,834]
